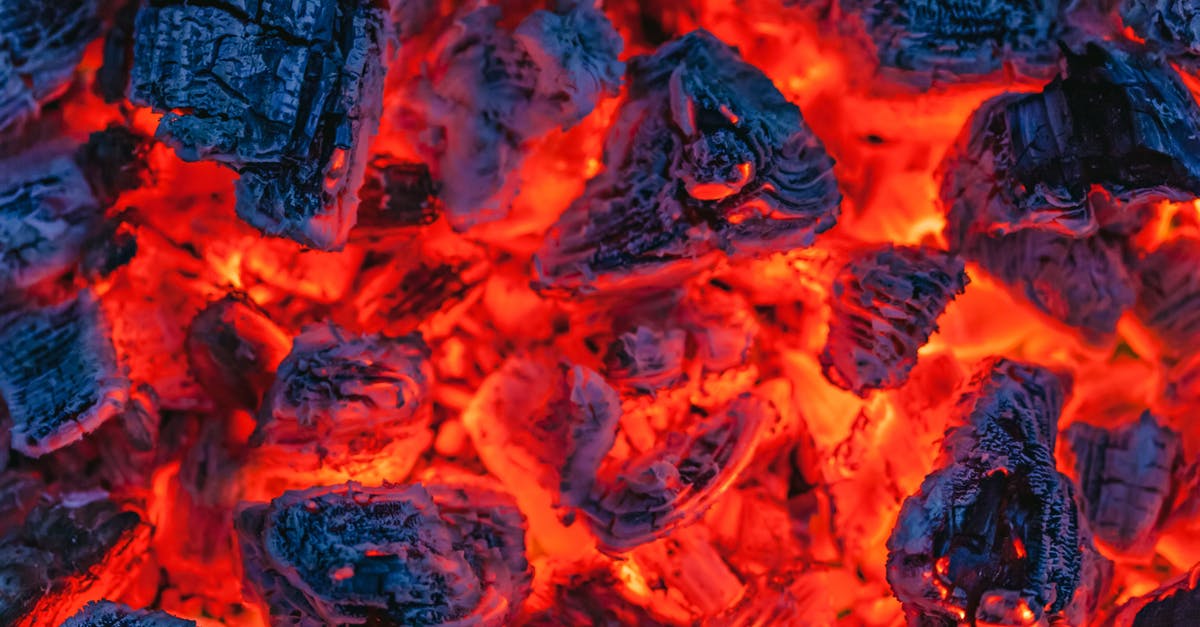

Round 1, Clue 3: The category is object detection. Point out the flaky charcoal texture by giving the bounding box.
[1120,1,1200,70]
[185,293,290,411]
[840,0,1064,86]
[236,481,532,626]
[0,0,100,136]
[252,323,433,478]
[820,246,967,396]
[61,601,196,626]
[1103,562,1200,626]
[412,3,623,228]
[0,292,130,457]
[356,156,440,229]
[0,491,150,626]
[128,0,388,250]
[534,30,840,293]
[941,44,1200,242]
[1136,236,1200,352]
[887,358,1108,625]
[1065,412,1183,555]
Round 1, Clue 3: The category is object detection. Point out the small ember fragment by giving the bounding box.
[74,124,152,208]
[356,155,440,229]
[0,291,131,457]
[410,2,623,228]
[250,323,433,487]
[887,358,1109,625]
[1065,411,1183,555]
[236,480,532,626]
[820,245,967,396]
[185,293,291,411]
[1103,561,1200,626]
[941,44,1200,242]
[0,488,151,626]
[1136,236,1200,353]
[61,600,196,626]
[1120,0,1200,70]
[839,0,1065,87]
[0,0,100,136]
[518,560,669,626]
[128,0,388,250]
[534,30,840,292]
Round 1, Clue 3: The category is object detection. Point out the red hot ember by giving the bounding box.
[5,0,1200,625]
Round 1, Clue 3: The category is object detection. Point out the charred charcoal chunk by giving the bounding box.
[95,0,139,103]
[1136,236,1200,352]
[1120,1,1200,70]
[942,43,1200,241]
[1103,562,1200,626]
[185,293,290,412]
[840,0,1064,87]
[356,155,440,229]
[534,31,840,293]
[250,323,433,484]
[236,481,532,626]
[887,358,1109,625]
[128,0,388,250]
[820,245,967,396]
[411,3,623,228]
[1065,412,1183,555]
[519,561,669,626]
[0,291,130,457]
[0,491,151,626]
[74,124,152,208]
[602,325,688,393]
[0,0,100,135]
[61,600,196,626]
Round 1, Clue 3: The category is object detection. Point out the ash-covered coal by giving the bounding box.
[820,245,967,396]
[1065,411,1184,555]
[409,2,623,229]
[185,293,291,412]
[1120,1,1200,70]
[128,0,388,250]
[887,358,1110,625]
[356,155,440,230]
[1136,236,1200,353]
[61,600,196,626]
[534,30,840,293]
[0,0,99,137]
[236,480,532,626]
[0,291,131,457]
[1103,561,1200,626]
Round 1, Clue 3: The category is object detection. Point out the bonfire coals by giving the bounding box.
[4,0,1200,625]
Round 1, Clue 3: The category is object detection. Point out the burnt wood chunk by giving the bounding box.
[61,601,196,626]
[0,0,100,135]
[185,293,290,412]
[95,0,139,104]
[1065,412,1183,555]
[820,246,967,396]
[534,30,840,293]
[251,323,433,479]
[236,481,532,626]
[1104,562,1200,626]
[413,3,623,228]
[75,125,152,208]
[1136,237,1200,352]
[1120,1,1200,70]
[942,43,1200,243]
[0,292,130,457]
[128,0,388,250]
[887,358,1109,625]
[840,0,1064,86]
[356,156,440,229]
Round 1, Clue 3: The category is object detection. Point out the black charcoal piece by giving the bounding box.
[534,30,840,293]
[185,293,290,412]
[1104,562,1200,626]
[95,0,140,103]
[887,358,1109,625]
[1065,412,1183,554]
[61,600,196,626]
[820,245,967,396]
[347,244,489,335]
[1136,237,1200,352]
[356,155,440,229]
[412,2,623,228]
[1120,1,1200,70]
[236,481,532,626]
[251,323,433,476]
[0,0,100,135]
[74,124,151,208]
[0,291,130,457]
[840,0,1064,86]
[128,0,388,250]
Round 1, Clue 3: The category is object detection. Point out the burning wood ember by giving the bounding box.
[0,0,99,136]
[128,0,388,250]
[0,291,131,457]
[235,480,532,626]
[185,293,290,412]
[534,30,840,293]
[408,2,623,229]
[1103,561,1200,626]
[245,323,433,495]
[0,486,151,626]
[1119,1,1200,69]
[1136,236,1200,353]
[61,600,195,626]
[1065,411,1185,556]
[355,155,440,230]
[820,245,967,396]
[887,358,1111,625]
[838,0,1066,87]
